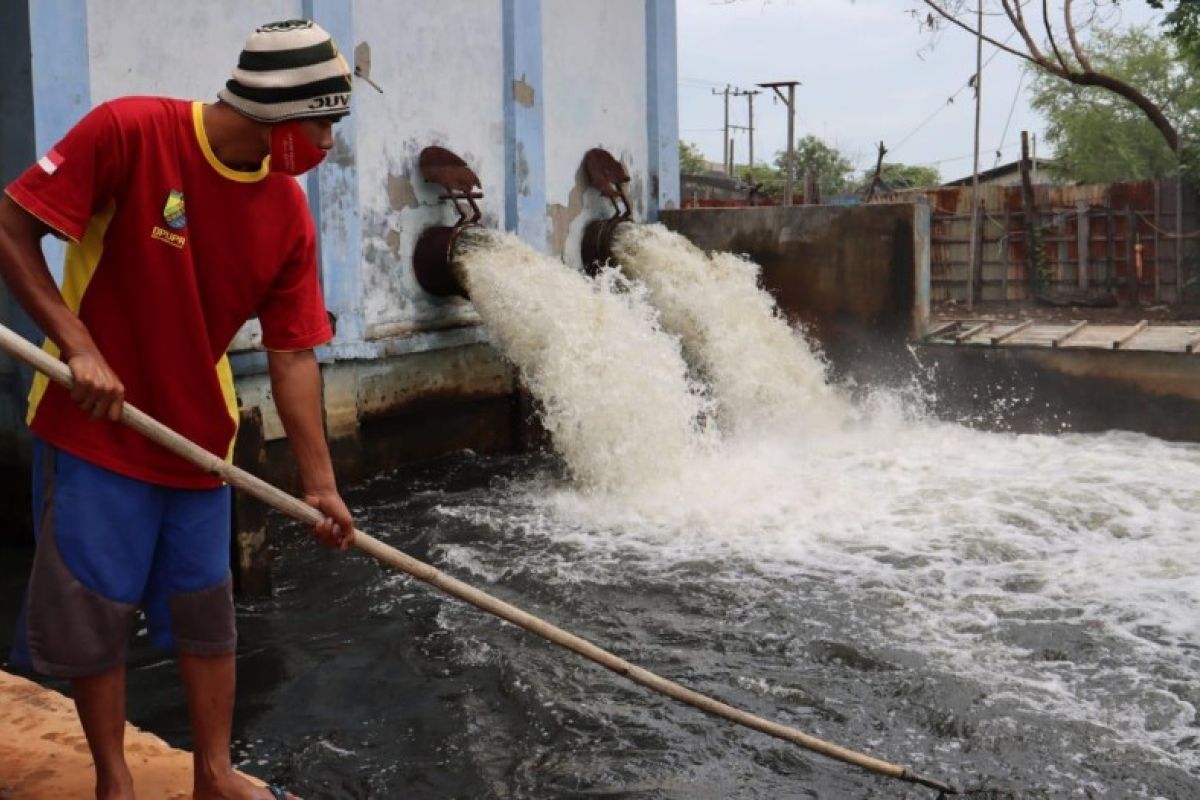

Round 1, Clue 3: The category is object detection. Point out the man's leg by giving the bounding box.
[178,653,296,800]
[24,442,156,799]
[72,664,135,800]
[154,485,292,800]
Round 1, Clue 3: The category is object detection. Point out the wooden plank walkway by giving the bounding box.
[924,318,1200,354]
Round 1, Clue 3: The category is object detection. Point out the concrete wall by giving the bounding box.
[918,345,1200,443]
[0,0,680,538]
[659,203,930,375]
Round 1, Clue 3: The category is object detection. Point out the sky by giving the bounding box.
[676,0,1166,183]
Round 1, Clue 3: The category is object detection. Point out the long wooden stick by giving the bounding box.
[0,322,957,796]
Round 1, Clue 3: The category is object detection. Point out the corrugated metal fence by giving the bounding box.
[878,180,1199,305]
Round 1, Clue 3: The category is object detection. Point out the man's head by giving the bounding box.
[219,20,352,124]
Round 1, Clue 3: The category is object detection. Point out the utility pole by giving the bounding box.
[966,3,983,310]
[731,88,761,169]
[713,84,732,175]
[758,80,800,205]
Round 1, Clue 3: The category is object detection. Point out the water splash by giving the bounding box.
[453,228,709,493]
[611,223,848,435]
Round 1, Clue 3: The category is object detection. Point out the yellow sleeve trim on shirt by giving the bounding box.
[215,353,240,463]
[26,201,116,424]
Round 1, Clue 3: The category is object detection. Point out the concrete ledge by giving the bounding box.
[918,344,1200,442]
[0,670,274,798]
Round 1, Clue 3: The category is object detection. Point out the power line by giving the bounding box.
[994,69,1026,167]
[890,28,1020,156]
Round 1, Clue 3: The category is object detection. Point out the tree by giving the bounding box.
[774,135,856,197]
[864,162,942,191]
[1148,0,1200,62]
[920,2,1186,162]
[678,140,708,175]
[737,163,785,197]
[1030,25,1198,183]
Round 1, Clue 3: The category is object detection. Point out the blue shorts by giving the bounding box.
[12,438,235,677]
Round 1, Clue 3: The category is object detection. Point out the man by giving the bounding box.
[0,20,357,800]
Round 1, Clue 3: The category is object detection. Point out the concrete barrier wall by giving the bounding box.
[918,345,1200,443]
[659,203,930,373]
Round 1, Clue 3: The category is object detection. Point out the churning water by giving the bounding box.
[219,229,1194,797]
[4,228,1196,797]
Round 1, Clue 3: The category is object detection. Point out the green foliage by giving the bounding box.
[861,162,942,192]
[678,140,708,175]
[1029,26,1199,182]
[773,135,856,197]
[737,163,785,196]
[1148,0,1200,62]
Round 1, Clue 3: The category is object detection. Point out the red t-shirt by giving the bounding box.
[5,97,333,488]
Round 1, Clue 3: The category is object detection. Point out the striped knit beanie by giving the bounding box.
[219,20,352,123]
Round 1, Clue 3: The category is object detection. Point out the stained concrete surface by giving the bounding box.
[0,670,274,798]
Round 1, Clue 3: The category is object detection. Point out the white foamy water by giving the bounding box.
[453,228,708,492]
[443,223,1198,783]
[611,223,848,435]
[433,422,1200,775]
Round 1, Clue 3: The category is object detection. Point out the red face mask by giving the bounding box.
[269,122,327,176]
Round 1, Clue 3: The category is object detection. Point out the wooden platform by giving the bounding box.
[0,670,272,799]
[924,318,1200,354]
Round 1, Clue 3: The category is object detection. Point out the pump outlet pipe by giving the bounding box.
[0,322,959,797]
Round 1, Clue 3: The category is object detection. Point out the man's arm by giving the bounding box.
[267,348,353,550]
[0,194,124,420]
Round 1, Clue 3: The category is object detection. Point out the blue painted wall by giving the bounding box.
[645,0,680,219]
[502,0,549,251]
[304,0,364,345]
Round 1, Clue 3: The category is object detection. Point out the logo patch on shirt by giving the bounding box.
[162,189,187,230]
[37,148,64,175]
[151,226,187,249]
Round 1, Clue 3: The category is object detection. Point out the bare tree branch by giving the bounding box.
[921,1,1039,65]
[1064,0,1096,73]
[1042,0,1073,72]
[922,0,1180,156]
[1001,0,1060,74]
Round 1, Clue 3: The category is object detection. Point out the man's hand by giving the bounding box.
[302,487,354,550]
[65,350,124,421]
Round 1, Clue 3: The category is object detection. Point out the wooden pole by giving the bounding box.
[1076,201,1090,291]
[1002,209,1011,301]
[966,1,983,311]
[0,321,957,797]
[1019,132,1040,298]
[971,200,984,305]
[1152,180,1161,302]
[1106,210,1116,289]
[785,82,796,205]
[1126,205,1138,307]
[1176,175,1185,300]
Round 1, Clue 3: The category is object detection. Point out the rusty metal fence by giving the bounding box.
[878,179,1199,306]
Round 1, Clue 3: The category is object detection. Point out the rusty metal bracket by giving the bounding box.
[583,148,633,223]
[413,146,484,298]
[580,148,636,275]
[420,146,483,228]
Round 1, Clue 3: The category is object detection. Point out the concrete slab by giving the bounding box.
[0,670,272,799]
